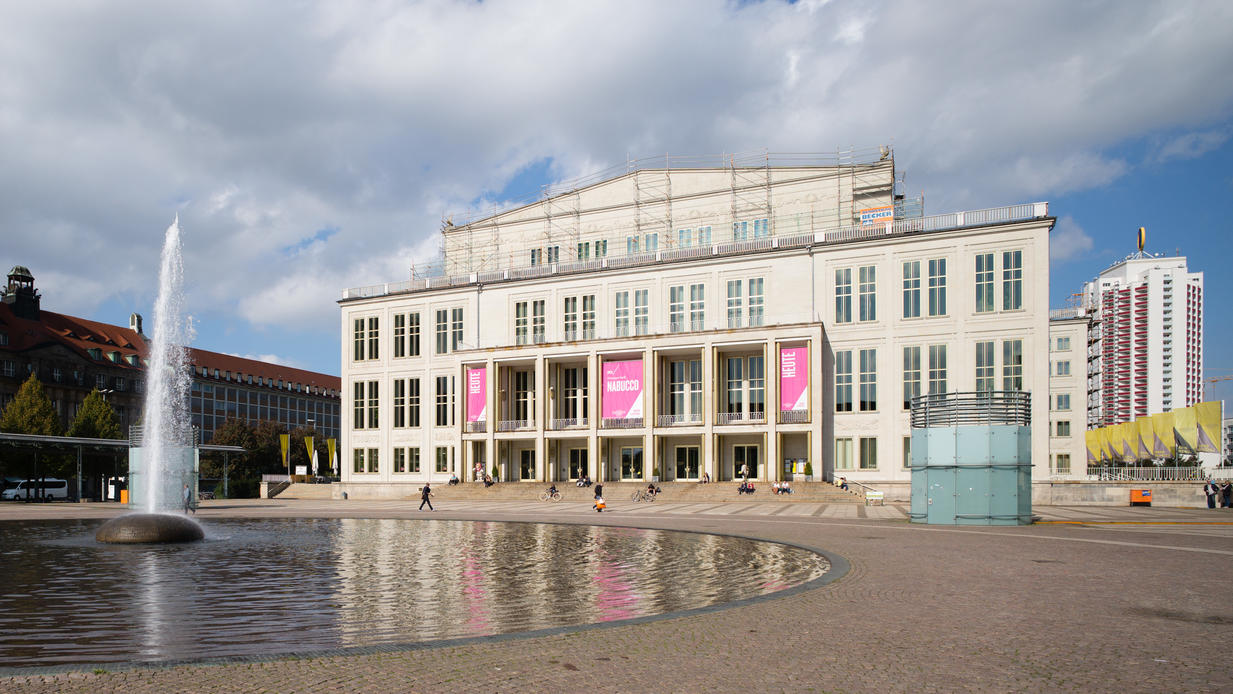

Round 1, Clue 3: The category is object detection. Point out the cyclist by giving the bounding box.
[547,483,558,497]
[646,482,660,498]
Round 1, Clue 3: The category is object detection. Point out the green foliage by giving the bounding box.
[804,460,813,477]
[0,374,63,436]
[491,463,499,481]
[67,389,123,440]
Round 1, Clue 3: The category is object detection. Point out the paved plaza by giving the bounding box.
[2,499,1231,693]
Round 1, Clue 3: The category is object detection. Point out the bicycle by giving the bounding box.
[539,490,562,502]
[631,489,658,503]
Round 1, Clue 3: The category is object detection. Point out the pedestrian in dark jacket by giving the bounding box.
[420,483,434,511]
[1222,481,1232,509]
[1205,480,1219,509]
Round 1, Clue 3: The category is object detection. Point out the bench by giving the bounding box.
[864,490,884,506]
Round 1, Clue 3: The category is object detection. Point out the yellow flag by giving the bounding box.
[1118,422,1136,461]
[327,438,337,471]
[1195,401,1222,453]
[1136,418,1153,459]
[304,435,315,461]
[1151,412,1174,457]
[1173,406,1198,454]
[1085,430,1100,464]
[279,434,290,465]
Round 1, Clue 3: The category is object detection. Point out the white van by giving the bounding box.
[1,478,70,501]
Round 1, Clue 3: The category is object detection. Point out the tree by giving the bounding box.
[0,374,66,483]
[67,389,122,440]
[0,373,63,437]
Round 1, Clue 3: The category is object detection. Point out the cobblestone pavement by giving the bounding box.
[2,500,1231,693]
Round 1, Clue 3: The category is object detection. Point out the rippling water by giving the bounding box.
[0,518,828,666]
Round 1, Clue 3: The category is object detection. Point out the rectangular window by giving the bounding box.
[858,348,876,411]
[367,448,378,473]
[645,233,658,252]
[435,309,448,354]
[547,246,559,264]
[408,377,420,426]
[530,248,541,266]
[582,295,595,339]
[975,253,994,313]
[614,292,629,337]
[368,317,379,360]
[928,259,947,316]
[1056,420,1071,437]
[577,241,590,260]
[635,289,649,335]
[902,261,920,318]
[353,382,364,429]
[1056,336,1071,351]
[1002,339,1023,391]
[725,357,743,415]
[858,266,876,321]
[727,279,743,328]
[689,283,705,331]
[451,308,463,350]
[1003,250,1023,310]
[975,341,995,393]
[394,447,406,473]
[353,318,364,361]
[367,381,379,429]
[353,448,364,473]
[394,379,406,428]
[928,345,947,395]
[748,278,764,327]
[835,350,853,412]
[532,300,545,343]
[859,437,877,470]
[516,301,529,345]
[436,376,449,427]
[408,447,421,473]
[1056,393,1071,411]
[596,240,607,257]
[407,313,420,356]
[436,446,449,473]
[563,366,588,419]
[1056,360,1071,376]
[733,221,748,241]
[669,286,685,332]
[698,226,711,246]
[749,356,765,417]
[514,370,533,422]
[627,236,639,254]
[903,346,921,410]
[393,314,405,358]
[835,437,853,470]
[1055,453,1071,474]
[753,218,769,238]
[678,228,692,247]
[564,296,578,341]
[835,268,852,323]
[903,436,912,469]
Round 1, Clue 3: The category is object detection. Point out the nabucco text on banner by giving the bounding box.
[602,360,644,419]
[779,347,808,412]
[466,366,487,423]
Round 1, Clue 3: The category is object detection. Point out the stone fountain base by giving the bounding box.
[95,513,204,544]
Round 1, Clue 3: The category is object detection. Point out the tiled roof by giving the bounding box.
[0,303,338,391]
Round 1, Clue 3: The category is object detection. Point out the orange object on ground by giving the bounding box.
[1130,489,1152,506]
[119,489,128,504]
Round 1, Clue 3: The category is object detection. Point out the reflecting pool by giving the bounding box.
[0,518,829,667]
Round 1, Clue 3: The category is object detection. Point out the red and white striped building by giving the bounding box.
[1082,255,1203,427]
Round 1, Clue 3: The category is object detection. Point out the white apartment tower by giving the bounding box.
[1082,255,1204,427]
[339,149,1055,497]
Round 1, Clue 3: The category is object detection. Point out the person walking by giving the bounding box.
[419,483,434,511]
[182,484,194,514]
[1221,481,1232,509]
[593,482,603,511]
[1204,480,1219,509]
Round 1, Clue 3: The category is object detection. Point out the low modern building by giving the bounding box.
[0,265,341,442]
[1047,313,1089,476]
[338,149,1055,497]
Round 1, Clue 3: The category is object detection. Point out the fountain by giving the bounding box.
[96,217,204,544]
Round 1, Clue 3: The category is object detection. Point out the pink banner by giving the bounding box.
[601,360,643,419]
[466,366,487,423]
[779,347,808,412]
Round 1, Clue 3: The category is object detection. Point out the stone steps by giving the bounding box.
[399,481,865,504]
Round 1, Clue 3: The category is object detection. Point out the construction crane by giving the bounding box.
[1205,374,1233,401]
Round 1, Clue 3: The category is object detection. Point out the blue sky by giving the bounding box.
[1,0,1231,413]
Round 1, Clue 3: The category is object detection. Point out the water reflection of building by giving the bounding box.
[0,265,340,442]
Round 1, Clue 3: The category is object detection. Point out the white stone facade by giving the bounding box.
[1047,317,1089,476]
[340,157,1055,495]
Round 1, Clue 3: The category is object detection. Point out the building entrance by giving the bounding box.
[675,445,699,480]
[569,448,587,480]
[620,446,643,480]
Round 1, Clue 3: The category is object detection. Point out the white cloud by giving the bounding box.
[225,352,301,368]
[1152,129,1230,163]
[0,0,1231,371]
[1050,216,1095,263]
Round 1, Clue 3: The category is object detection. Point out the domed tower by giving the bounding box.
[3,265,40,320]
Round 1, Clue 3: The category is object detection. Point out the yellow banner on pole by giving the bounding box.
[327,438,336,474]
[1085,430,1100,464]
[1136,418,1153,460]
[1151,412,1174,457]
[1099,426,1115,462]
[1118,422,1136,461]
[279,434,290,470]
[304,435,315,461]
[1195,401,1221,453]
[1173,406,1198,454]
